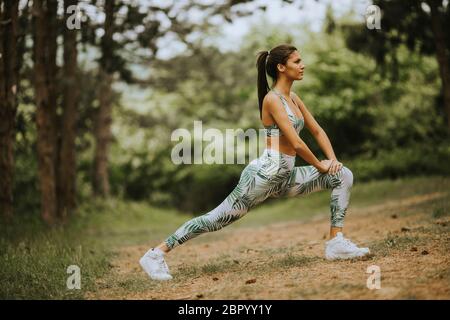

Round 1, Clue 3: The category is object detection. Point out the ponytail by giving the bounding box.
[256,51,270,120]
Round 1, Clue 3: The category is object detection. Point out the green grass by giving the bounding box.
[432,206,449,219]
[350,175,450,207]
[174,265,201,279]
[176,251,319,279]
[0,175,448,299]
[200,260,235,275]
[268,254,319,269]
[369,233,422,256]
[0,216,111,299]
[0,198,188,299]
[367,217,450,258]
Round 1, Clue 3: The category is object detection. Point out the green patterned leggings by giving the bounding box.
[165,149,353,250]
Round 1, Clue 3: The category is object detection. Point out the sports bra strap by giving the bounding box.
[271,89,295,117]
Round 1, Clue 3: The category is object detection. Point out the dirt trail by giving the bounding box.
[86,192,450,299]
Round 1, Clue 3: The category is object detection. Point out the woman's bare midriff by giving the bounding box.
[266,136,296,156]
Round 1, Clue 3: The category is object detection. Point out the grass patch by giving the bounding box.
[369,233,424,257]
[269,254,319,269]
[0,220,112,299]
[174,265,201,279]
[432,207,449,219]
[350,176,450,209]
[0,197,188,299]
[175,259,240,278]
[114,274,156,292]
[201,261,234,274]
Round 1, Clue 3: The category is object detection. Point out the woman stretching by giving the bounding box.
[140,44,370,281]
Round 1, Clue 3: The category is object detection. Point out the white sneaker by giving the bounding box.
[139,248,173,281]
[325,232,370,260]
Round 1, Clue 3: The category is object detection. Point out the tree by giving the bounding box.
[2,0,277,221]
[0,0,19,220]
[90,0,270,197]
[93,0,115,197]
[57,0,80,218]
[428,0,450,130]
[344,0,450,130]
[33,0,58,224]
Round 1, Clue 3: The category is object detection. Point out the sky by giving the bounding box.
[156,0,372,59]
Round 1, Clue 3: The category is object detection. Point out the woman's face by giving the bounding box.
[279,50,305,81]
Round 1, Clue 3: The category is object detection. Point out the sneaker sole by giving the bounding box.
[326,249,370,260]
[139,257,173,281]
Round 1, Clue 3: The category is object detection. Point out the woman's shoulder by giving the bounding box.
[263,90,279,106]
[263,91,286,116]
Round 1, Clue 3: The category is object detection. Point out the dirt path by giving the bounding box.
[86,192,450,299]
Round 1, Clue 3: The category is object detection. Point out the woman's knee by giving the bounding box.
[339,166,354,187]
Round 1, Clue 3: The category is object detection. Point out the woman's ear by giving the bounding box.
[276,63,285,73]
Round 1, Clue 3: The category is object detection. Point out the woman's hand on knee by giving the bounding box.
[328,159,343,175]
[318,159,333,173]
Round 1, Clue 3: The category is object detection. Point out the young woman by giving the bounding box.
[140,44,370,281]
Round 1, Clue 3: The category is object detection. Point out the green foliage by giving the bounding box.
[13,138,40,217]
[11,8,449,216]
[108,144,245,213]
[298,30,382,157]
[345,142,450,182]
[102,18,447,212]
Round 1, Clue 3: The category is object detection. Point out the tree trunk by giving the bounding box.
[33,0,58,225]
[428,0,450,131]
[57,0,79,220]
[93,71,113,197]
[93,0,115,197]
[0,0,19,221]
[46,0,61,219]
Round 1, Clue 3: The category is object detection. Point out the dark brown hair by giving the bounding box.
[256,44,297,119]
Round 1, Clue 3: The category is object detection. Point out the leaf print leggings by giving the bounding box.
[165,148,354,250]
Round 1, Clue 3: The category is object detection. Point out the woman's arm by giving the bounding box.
[291,92,337,161]
[264,93,327,172]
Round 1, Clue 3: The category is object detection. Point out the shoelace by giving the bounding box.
[340,237,359,250]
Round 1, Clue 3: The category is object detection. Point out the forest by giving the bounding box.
[0,0,449,299]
